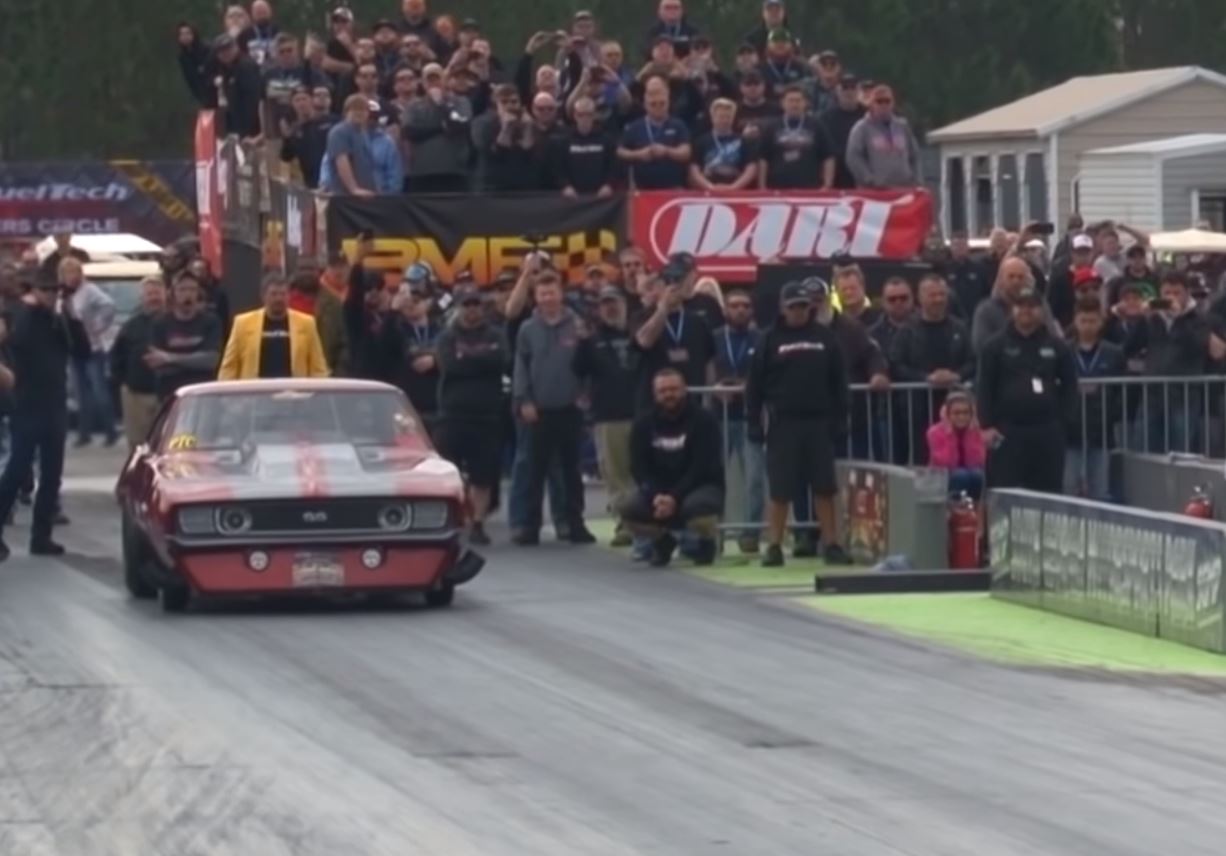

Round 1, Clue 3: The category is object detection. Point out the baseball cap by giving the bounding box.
[403,262,431,283]
[660,262,687,283]
[781,281,812,306]
[763,0,784,6]
[493,268,519,287]
[460,18,480,31]
[736,42,758,55]
[1071,233,1094,251]
[422,62,445,78]
[802,276,831,300]
[586,263,607,276]
[454,284,483,304]
[330,7,354,22]
[212,33,237,50]
[1072,268,1101,288]
[667,252,696,273]
[839,72,859,87]
[598,286,625,302]
[653,33,675,47]
[817,49,840,62]
[767,28,793,44]
[1013,287,1042,306]
[372,19,398,33]
[574,9,594,20]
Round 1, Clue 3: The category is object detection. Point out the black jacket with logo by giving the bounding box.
[436,321,508,421]
[629,399,723,498]
[746,319,848,425]
[888,315,975,382]
[572,323,637,423]
[976,324,1078,429]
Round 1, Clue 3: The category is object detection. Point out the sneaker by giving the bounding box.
[823,544,854,566]
[793,534,818,558]
[631,538,652,562]
[762,544,785,567]
[511,530,540,547]
[0,538,9,562]
[553,523,571,542]
[567,525,597,545]
[738,535,760,555]
[610,530,633,548]
[691,538,718,566]
[648,533,677,567]
[469,522,491,546]
[29,540,66,557]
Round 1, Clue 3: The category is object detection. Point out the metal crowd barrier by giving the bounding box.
[676,375,1226,538]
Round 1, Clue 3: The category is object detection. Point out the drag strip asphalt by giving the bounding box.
[1,483,1225,855]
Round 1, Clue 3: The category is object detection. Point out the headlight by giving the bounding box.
[412,500,449,530]
[216,506,253,535]
[377,503,412,532]
[177,506,217,535]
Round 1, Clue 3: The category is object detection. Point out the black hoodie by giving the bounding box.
[630,399,724,498]
[819,103,865,189]
[746,317,848,425]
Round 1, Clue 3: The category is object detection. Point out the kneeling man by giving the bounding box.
[619,369,724,566]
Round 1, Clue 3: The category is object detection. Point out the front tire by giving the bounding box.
[159,585,190,613]
[121,512,156,600]
[424,584,455,608]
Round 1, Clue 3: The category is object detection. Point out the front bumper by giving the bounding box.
[164,542,484,595]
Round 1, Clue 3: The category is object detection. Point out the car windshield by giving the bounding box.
[161,389,422,452]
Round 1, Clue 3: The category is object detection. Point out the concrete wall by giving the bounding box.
[1118,452,1226,521]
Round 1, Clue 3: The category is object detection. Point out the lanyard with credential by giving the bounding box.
[665,311,685,346]
[409,323,433,347]
[723,329,749,374]
[1075,345,1101,376]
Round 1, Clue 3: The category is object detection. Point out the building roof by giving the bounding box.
[1085,133,1226,159]
[929,67,1226,143]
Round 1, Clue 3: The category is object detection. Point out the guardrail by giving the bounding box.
[681,375,1226,543]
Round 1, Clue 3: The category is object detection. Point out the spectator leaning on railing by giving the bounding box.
[845,84,919,189]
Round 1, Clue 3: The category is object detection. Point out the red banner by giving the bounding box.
[194,111,223,275]
[629,189,933,282]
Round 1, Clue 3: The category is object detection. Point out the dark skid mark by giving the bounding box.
[1014,664,1226,695]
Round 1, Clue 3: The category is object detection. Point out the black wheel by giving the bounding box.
[158,585,190,613]
[423,584,455,608]
[121,512,156,600]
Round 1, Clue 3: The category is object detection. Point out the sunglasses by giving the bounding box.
[885,295,910,303]
[727,302,752,310]
[874,98,894,106]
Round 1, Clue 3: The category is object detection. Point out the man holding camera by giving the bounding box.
[0,276,90,560]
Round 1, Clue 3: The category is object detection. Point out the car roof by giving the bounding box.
[177,378,402,397]
[83,260,162,278]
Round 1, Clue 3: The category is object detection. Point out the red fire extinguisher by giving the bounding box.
[1184,486,1214,520]
[948,492,981,570]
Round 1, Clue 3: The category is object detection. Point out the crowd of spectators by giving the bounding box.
[176,0,921,195]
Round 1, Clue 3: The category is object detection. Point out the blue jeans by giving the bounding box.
[722,420,764,536]
[947,468,985,501]
[507,418,567,531]
[73,352,116,442]
[1064,448,1110,501]
[0,412,66,543]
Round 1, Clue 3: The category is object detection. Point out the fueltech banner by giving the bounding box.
[0,159,196,246]
[630,189,933,281]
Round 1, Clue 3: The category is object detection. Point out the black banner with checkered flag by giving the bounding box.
[326,193,627,287]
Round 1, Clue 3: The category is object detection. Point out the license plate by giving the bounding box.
[291,553,344,588]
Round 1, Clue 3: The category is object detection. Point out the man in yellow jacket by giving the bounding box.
[218,273,330,380]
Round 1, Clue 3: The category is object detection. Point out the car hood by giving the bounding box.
[153,443,464,505]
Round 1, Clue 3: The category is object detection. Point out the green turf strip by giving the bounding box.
[587,517,868,588]
[798,593,1226,675]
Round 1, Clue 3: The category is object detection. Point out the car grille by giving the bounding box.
[247,499,406,533]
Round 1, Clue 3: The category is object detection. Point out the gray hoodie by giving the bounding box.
[513,308,582,410]
[70,280,117,353]
[845,114,920,189]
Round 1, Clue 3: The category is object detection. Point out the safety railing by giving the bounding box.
[676,375,1226,540]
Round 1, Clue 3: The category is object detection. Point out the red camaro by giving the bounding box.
[116,379,483,612]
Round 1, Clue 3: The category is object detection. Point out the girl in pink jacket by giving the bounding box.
[926,391,986,498]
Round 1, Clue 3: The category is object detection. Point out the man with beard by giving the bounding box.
[436,286,507,546]
[573,287,638,547]
[746,280,852,567]
[760,85,835,189]
[110,277,166,446]
[185,257,231,337]
[621,369,723,566]
[976,288,1078,491]
[972,256,1059,354]
[147,273,223,401]
[0,274,90,560]
[218,274,328,380]
[690,99,758,189]
[757,29,809,102]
